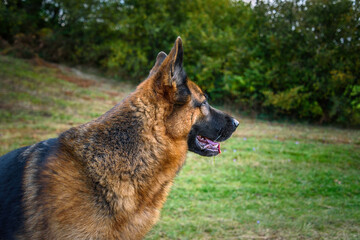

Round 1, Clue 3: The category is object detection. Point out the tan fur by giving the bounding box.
[0,38,239,240]
[15,38,210,240]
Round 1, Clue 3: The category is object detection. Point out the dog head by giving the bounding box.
[149,37,239,157]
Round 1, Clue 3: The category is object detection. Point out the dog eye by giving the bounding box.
[200,101,209,115]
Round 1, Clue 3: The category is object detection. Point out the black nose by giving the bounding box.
[232,118,239,128]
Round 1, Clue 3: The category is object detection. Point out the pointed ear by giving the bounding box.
[166,36,186,87]
[149,51,167,76]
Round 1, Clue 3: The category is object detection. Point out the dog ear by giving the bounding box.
[152,37,189,103]
[165,36,186,87]
[149,51,167,76]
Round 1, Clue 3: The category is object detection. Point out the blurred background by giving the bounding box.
[0,0,359,239]
[1,0,359,126]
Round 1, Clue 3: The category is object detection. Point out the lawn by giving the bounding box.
[1,55,359,239]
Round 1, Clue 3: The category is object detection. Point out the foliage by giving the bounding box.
[0,0,359,126]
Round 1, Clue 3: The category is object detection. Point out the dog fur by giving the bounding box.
[0,37,238,240]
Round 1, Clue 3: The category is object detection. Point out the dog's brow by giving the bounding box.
[192,97,202,108]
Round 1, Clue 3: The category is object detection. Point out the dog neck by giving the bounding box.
[58,85,188,217]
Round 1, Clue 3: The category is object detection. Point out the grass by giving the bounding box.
[1,55,359,239]
[0,55,134,153]
[147,139,360,239]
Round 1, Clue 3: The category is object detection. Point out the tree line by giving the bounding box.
[1,0,359,126]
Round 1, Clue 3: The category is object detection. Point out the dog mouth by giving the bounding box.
[195,135,221,154]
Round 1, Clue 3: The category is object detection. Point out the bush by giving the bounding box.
[0,0,359,126]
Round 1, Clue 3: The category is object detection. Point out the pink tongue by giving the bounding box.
[200,136,221,153]
[207,139,221,153]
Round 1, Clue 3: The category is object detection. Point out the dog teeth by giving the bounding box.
[197,136,220,152]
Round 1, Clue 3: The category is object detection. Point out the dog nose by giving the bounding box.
[232,118,239,128]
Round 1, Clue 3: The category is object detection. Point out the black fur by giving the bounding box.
[187,106,237,157]
[0,146,28,239]
[0,138,59,239]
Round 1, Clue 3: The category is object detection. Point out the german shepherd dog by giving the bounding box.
[0,37,238,239]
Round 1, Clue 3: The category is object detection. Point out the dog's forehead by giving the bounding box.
[188,81,205,101]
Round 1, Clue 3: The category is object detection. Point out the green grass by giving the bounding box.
[1,56,359,239]
[0,55,134,153]
[147,138,360,239]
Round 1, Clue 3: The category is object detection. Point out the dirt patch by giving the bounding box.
[30,56,59,69]
[104,90,119,97]
[63,90,74,96]
[27,56,98,88]
[57,73,97,88]
[0,102,14,111]
[82,96,92,101]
